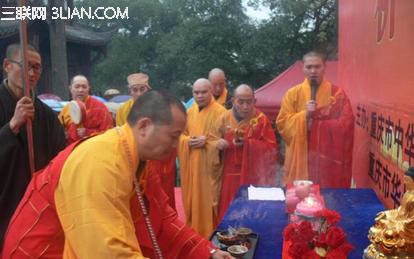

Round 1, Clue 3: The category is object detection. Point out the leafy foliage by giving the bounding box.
[74,0,337,99]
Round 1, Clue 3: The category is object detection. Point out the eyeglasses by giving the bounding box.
[9,59,42,74]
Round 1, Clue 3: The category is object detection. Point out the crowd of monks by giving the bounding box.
[0,43,354,258]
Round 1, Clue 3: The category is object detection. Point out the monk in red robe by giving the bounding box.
[2,91,233,259]
[59,75,113,144]
[213,84,277,220]
[276,51,354,188]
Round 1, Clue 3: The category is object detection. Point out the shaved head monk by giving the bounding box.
[208,68,232,109]
[2,91,234,259]
[178,78,226,238]
[276,51,354,188]
[212,84,278,220]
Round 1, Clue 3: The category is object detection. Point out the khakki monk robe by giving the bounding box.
[178,98,226,238]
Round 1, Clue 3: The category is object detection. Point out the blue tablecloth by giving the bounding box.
[217,187,385,259]
[322,189,385,259]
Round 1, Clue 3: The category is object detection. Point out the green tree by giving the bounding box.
[73,0,337,98]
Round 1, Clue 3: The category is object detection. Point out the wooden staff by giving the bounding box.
[19,0,35,175]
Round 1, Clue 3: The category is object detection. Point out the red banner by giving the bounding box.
[339,0,414,208]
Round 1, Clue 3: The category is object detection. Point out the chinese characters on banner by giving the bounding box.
[355,103,414,208]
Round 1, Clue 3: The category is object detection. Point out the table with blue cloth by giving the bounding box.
[216,186,385,259]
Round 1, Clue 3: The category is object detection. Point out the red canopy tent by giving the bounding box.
[255,60,338,120]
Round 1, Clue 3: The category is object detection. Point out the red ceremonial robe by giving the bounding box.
[2,142,211,259]
[60,96,113,144]
[145,150,177,209]
[307,85,354,187]
[214,109,277,220]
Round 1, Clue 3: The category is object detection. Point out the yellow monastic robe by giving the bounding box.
[178,98,225,238]
[276,79,332,184]
[216,88,228,107]
[55,125,146,258]
[116,98,134,126]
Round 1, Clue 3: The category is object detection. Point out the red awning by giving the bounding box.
[255,60,338,120]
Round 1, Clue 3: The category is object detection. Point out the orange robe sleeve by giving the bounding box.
[276,86,309,183]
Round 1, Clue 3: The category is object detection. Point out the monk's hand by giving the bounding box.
[188,136,198,148]
[192,135,207,148]
[217,138,229,150]
[233,137,244,147]
[211,250,235,259]
[10,96,35,134]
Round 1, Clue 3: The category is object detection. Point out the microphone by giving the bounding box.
[307,86,317,131]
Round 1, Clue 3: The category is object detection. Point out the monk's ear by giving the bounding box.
[231,96,236,105]
[3,59,11,73]
[135,117,153,136]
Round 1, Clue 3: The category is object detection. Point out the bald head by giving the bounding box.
[234,84,254,98]
[232,84,255,119]
[208,68,227,98]
[70,75,90,102]
[192,78,213,108]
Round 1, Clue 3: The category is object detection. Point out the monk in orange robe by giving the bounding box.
[208,68,232,109]
[213,84,278,220]
[276,51,354,188]
[2,91,233,259]
[59,75,113,144]
[178,78,226,238]
[116,72,151,126]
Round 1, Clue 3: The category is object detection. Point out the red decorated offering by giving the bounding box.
[283,209,353,259]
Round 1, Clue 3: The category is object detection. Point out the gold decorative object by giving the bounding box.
[364,168,414,259]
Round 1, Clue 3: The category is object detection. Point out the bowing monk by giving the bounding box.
[2,91,233,259]
[0,43,66,248]
[116,73,176,209]
[276,51,354,188]
[213,84,278,220]
[178,78,226,238]
[59,75,113,143]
